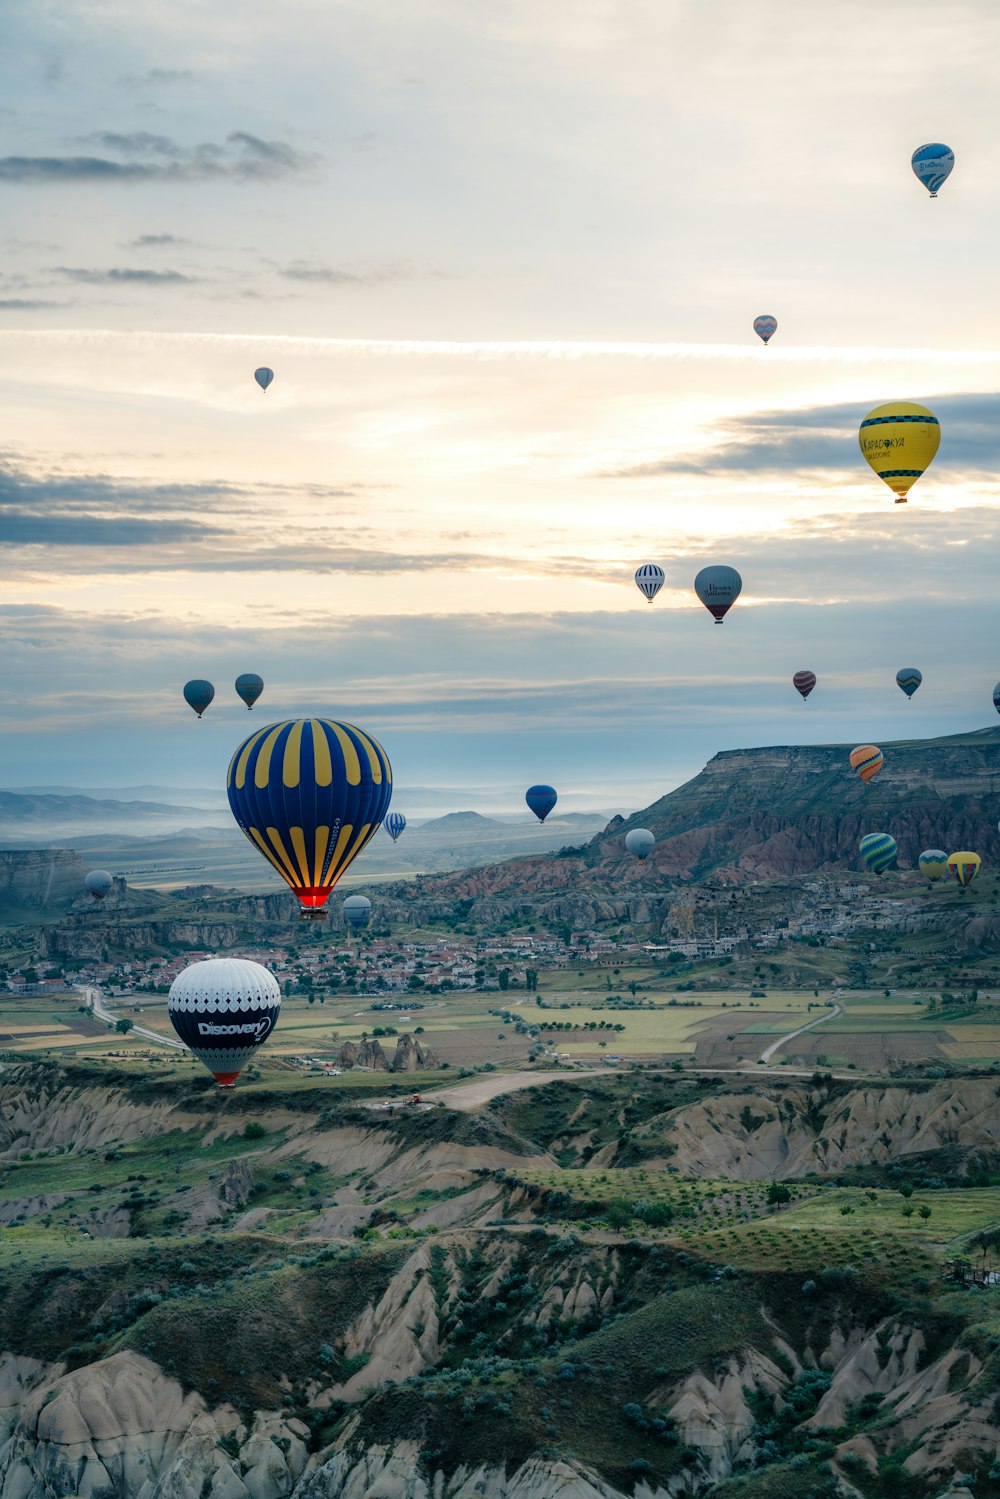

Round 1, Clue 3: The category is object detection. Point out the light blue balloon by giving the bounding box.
[911,143,954,198]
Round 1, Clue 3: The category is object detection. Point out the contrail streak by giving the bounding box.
[2,328,1000,364]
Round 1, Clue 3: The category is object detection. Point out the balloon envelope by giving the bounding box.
[859,402,940,504]
[753,315,777,345]
[947,851,981,888]
[625,828,655,861]
[850,745,884,783]
[859,833,897,875]
[896,668,922,699]
[384,811,407,842]
[911,143,954,197]
[792,670,816,701]
[343,894,372,929]
[526,784,557,822]
[634,563,664,602]
[254,367,274,391]
[168,957,280,1086]
[183,680,215,718]
[227,718,392,915]
[918,849,949,882]
[235,673,264,710]
[993,683,1000,716]
[84,870,113,901]
[694,565,742,623]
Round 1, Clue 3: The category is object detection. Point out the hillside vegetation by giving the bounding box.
[0,1061,997,1496]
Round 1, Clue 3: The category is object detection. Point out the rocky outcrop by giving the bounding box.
[650,1079,1000,1179]
[390,1033,439,1072]
[0,848,90,921]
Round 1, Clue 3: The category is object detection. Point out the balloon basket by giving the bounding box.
[298,908,329,922]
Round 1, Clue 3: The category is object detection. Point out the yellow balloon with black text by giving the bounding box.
[858,402,940,504]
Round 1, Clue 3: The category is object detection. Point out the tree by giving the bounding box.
[525,968,538,992]
[498,968,511,992]
[918,1205,932,1220]
[114,1018,134,1035]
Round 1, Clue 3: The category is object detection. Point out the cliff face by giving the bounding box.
[371,726,1000,921]
[0,848,90,921]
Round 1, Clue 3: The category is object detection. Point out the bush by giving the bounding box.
[243,1122,267,1140]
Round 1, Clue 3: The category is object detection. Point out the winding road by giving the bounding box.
[78,986,185,1051]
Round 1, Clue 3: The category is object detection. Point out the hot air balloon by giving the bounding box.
[634,563,665,602]
[526,785,557,822]
[694,565,742,623]
[343,894,372,929]
[235,673,264,711]
[168,957,280,1088]
[625,828,655,861]
[254,367,274,392]
[84,870,113,901]
[993,683,1000,716]
[227,718,392,918]
[911,143,954,198]
[793,670,816,702]
[918,849,949,882]
[384,811,407,842]
[859,402,940,504]
[896,668,922,700]
[948,851,981,889]
[859,833,897,875]
[183,680,215,719]
[753,315,777,345]
[850,745,884,784]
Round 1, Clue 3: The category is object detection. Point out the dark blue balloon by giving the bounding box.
[227,718,392,915]
[526,784,557,822]
[183,679,215,718]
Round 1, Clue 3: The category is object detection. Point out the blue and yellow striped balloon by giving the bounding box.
[859,832,897,875]
[918,849,948,882]
[227,718,392,917]
[896,667,922,699]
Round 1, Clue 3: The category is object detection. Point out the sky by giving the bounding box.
[3,0,1000,814]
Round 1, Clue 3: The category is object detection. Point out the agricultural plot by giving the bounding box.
[510,1167,1000,1276]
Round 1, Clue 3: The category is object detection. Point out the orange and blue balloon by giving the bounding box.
[227,718,392,917]
[850,745,884,784]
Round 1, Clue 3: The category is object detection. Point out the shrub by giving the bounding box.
[243,1122,267,1140]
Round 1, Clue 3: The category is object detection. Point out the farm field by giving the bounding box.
[510,1166,1000,1272]
[4,975,1000,1081]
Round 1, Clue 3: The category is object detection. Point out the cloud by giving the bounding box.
[279,261,430,286]
[601,394,1000,481]
[0,132,315,184]
[0,513,220,547]
[130,234,190,248]
[0,299,63,310]
[52,266,193,285]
